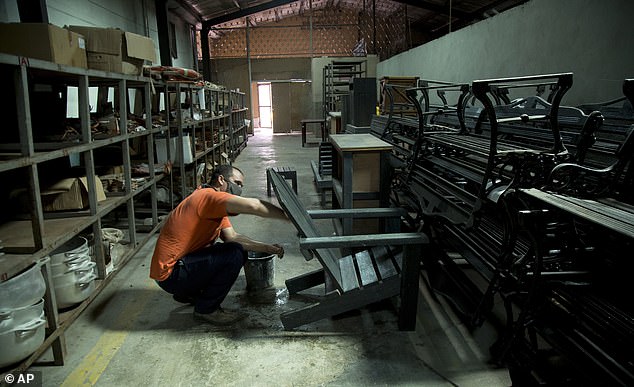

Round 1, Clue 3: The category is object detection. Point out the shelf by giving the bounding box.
[323,60,367,122]
[2,216,164,375]
[0,54,251,374]
[0,52,174,374]
[0,133,158,173]
[0,53,151,84]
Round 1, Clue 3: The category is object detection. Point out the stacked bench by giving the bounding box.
[391,74,634,385]
[310,142,334,206]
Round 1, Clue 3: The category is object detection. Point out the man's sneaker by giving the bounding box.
[193,308,248,326]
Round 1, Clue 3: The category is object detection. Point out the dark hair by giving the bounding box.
[209,165,244,184]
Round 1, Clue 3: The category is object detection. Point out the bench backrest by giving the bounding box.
[268,169,344,290]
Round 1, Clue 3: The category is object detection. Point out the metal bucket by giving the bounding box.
[244,251,275,291]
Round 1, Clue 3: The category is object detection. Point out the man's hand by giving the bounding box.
[270,243,284,259]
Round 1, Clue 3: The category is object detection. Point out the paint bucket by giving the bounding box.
[244,251,275,291]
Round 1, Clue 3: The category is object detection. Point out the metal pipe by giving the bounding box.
[246,16,254,135]
[309,0,314,57]
[372,0,376,54]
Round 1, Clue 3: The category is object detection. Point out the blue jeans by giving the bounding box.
[157,242,246,314]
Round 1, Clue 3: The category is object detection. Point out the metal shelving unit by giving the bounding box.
[322,60,367,121]
[151,84,248,199]
[0,53,250,375]
[230,90,248,159]
[0,52,166,374]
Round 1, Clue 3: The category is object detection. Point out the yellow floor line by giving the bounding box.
[61,285,154,386]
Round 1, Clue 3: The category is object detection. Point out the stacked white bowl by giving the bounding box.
[50,236,97,309]
[0,258,48,367]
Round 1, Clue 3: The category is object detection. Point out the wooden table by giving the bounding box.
[300,118,327,147]
[329,134,394,235]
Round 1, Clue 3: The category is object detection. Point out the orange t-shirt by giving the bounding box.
[150,188,233,281]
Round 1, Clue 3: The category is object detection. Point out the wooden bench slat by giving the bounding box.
[371,246,399,280]
[522,188,634,239]
[269,170,344,289]
[354,250,379,286]
[339,255,360,292]
[392,250,404,271]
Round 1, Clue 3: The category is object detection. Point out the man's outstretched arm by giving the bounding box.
[225,196,288,221]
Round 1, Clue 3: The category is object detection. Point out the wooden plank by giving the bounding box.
[371,246,399,279]
[399,243,423,331]
[285,268,325,295]
[522,188,634,238]
[301,118,326,124]
[269,170,343,289]
[393,250,404,271]
[300,233,428,249]
[280,277,401,329]
[339,255,359,292]
[330,134,393,152]
[307,208,406,219]
[354,250,378,286]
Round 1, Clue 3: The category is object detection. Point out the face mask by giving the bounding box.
[226,180,243,196]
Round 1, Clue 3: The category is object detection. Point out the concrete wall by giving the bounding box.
[210,57,312,96]
[377,0,634,106]
[0,0,196,69]
[211,55,380,120]
[212,57,313,129]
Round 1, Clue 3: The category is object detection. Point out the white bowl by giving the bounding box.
[0,299,45,334]
[0,257,48,312]
[50,254,92,276]
[51,259,95,280]
[0,313,46,368]
[50,236,89,264]
[54,272,97,309]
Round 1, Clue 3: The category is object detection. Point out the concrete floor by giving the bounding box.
[34,129,511,386]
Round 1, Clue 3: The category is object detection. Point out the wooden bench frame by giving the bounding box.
[310,142,333,206]
[269,169,428,330]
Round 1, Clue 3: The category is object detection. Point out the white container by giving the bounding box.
[54,272,97,309]
[0,313,46,368]
[0,299,45,334]
[50,236,89,264]
[0,257,48,312]
[51,258,95,278]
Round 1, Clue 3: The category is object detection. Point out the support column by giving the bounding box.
[155,0,172,66]
[200,26,212,81]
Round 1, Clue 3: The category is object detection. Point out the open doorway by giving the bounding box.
[257,82,272,135]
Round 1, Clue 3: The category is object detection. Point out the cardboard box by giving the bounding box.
[0,23,87,68]
[352,152,380,193]
[68,26,155,74]
[41,177,107,211]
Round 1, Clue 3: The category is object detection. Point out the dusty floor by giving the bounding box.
[34,129,511,386]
